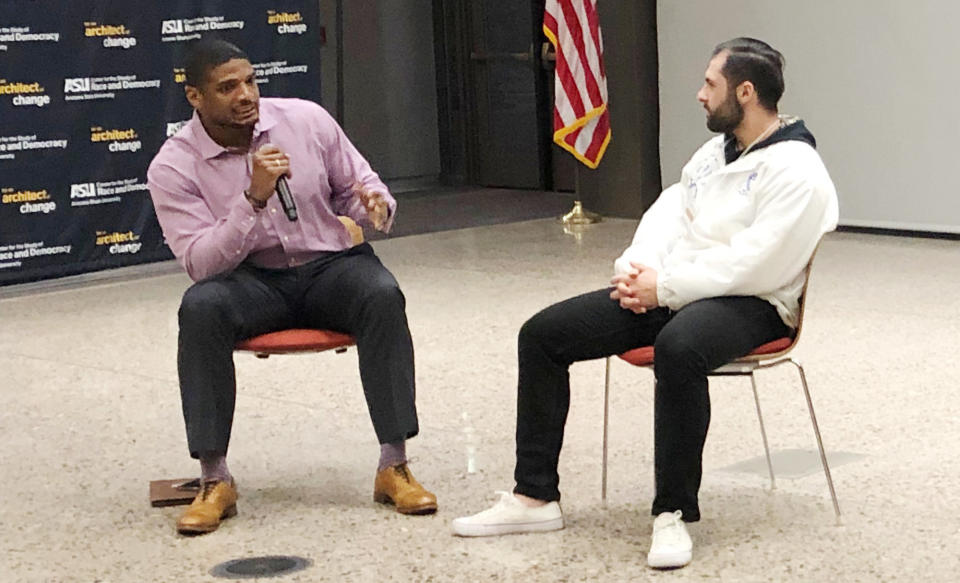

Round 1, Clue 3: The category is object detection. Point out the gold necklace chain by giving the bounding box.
[739,117,783,158]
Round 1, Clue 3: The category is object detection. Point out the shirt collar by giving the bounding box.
[188,101,278,160]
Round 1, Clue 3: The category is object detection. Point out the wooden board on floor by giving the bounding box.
[149,478,200,507]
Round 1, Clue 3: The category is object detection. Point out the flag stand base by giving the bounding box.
[561,200,602,225]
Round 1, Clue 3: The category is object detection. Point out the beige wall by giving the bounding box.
[657,0,960,233]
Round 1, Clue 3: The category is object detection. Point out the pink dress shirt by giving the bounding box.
[147,98,395,281]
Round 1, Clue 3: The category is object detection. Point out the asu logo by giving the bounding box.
[166,120,188,137]
[161,20,184,34]
[70,183,97,198]
[64,77,91,93]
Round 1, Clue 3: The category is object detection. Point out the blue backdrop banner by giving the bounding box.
[0,0,322,285]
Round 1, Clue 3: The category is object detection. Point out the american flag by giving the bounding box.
[543,0,611,169]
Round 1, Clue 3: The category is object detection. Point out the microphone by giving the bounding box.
[275,176,298,221]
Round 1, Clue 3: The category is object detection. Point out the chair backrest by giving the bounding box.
[734,237,824,363]
[785,237,824,348]
[338,216,365,246]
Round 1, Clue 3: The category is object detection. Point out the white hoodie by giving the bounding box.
[614,119,839,328]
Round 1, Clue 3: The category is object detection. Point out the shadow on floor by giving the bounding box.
[367,187,575,240]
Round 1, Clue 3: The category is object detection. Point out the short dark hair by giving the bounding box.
[184,39,248,88]
[712,38,785,111]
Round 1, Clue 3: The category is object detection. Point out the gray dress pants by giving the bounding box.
[176,243,418,458]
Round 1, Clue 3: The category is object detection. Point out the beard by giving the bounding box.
[199,107,258,131]
[705,88,743,133]
[226,119,257,129]
[227,102,259,129]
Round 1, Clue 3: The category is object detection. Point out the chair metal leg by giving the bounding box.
[602,357,611,503]
[749,372,776,490]
[791,358,842,524]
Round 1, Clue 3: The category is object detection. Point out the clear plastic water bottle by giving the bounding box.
[462,412,478,474]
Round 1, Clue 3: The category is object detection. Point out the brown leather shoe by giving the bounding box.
[373,463,437,515]
[176,480,238,535]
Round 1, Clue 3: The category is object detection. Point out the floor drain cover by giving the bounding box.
[210,556,311,579]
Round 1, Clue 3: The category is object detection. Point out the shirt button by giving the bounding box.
[283,236,289,241]
[271,208,277,214]
[289,258,297,266]
[235,249,241,255]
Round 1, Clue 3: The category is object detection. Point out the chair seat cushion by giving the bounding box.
[235,329,355,354]
[617,336,794,367]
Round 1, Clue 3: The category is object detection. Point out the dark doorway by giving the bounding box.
[467,1,543,188]
[435,0,573,191]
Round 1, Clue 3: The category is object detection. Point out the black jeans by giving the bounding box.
[514,289,789,522]
[177,243,418,459]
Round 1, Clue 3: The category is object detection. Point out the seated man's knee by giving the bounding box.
[518,310,559,350]
[179,282,231,326]
[654,327,706,372]
[362,281,406,313]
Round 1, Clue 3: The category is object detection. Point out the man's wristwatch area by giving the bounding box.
[244,189,267,211]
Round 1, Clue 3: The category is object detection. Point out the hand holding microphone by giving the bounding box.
[247,144,297,221]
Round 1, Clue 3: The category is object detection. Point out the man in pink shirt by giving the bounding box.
[148,39,436,535]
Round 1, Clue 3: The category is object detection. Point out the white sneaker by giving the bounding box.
[647,510,693,568]
[451,491,564,537]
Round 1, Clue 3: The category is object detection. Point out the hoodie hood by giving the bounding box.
[724,116,816,164]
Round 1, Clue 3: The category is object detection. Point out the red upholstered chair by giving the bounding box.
[148,219,363,507]
[601,244,841,522]
[234,217,362,359]
[234,328,355,358]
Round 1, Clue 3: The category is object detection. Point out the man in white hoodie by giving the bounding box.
[452,38,839,569]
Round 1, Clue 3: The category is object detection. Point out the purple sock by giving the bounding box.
[378,441,407,472]
[199,455,232,483]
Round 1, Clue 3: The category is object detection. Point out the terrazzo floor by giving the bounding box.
[1,216,958,582]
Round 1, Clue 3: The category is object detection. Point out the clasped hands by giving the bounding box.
[609,262,659,314]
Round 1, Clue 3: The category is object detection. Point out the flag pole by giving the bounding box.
[546,0,605,227]
[562,163,601,225]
